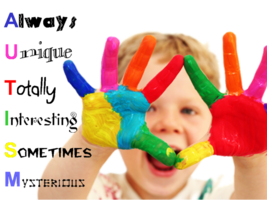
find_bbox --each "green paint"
[131,123,176,166]
[198,179,213,199]
[174,154,184,168]
[3,110,10,126]
[184,55,225,108]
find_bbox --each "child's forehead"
[162,73,201,102]
[120,53,200,101]
[138,54,193,91]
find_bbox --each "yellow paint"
[82,92,121,148]
[166,147,175,156]
[5,142,17,158]
[175,141,214,170]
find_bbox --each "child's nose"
[155,113,183,134]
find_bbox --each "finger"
[244,46,267,101]
[223,32,243,96]
[123,35,156,91]
[63,60,95,97]
[131,123,176,166]
[100,37,120,92]
[174,141,214,170]
[184,55,224,108]
[142,55,184,103]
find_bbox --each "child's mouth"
[146,149,180,177]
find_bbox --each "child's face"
[120,54,212,198]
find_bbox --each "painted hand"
[175,32,267,169]
[64,36,184,166]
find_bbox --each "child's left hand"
[175,32,267,170]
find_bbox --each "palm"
[175,32,267,169]
[63,36,184,166]
[209,94,267,156]
[82,85,150,149]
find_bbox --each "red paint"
[2,79,18,96]
[142,55,184,103]
[209,94,267,156]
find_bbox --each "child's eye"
[147,106,195,115]
[181,108,196,115]
[147,106,155,112]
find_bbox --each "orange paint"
[223,32,243,96]
[122,35,156,91]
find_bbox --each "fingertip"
[174,54,184,59]
[106,37,120,52]
[155,147,176,167]
[144,35,156,41]
[184,56,199,77]
[172,54,184,66]
[222,31,237,53]
[261,44,267,57]
[63,60,81,83]
[264,103,267,113]
[174,154,185,170]
[63,60,74,68]
[223,32,236,41]
[63,60,95,97]
[184,55,194,62]
[142,35,157,48]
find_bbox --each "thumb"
[131,123,176,166]
[175,133,214,170]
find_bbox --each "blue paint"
[105,85,150,149]
[63,60,95,97]
[264,103,267,113]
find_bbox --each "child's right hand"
[63,36,184,166]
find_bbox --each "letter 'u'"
[4,43,19,60]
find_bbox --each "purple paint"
[264,103,267,113]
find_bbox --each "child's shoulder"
[192,173,234,200]
[88,173,123,199]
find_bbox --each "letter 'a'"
[2,12,19,28]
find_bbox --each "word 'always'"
[2,12,78,32]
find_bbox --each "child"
[38,33,267,199]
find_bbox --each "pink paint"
[4,43,19,60]
[244,46,267,102]
[100,37,120,92]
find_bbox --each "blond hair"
[118,32,220,89]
